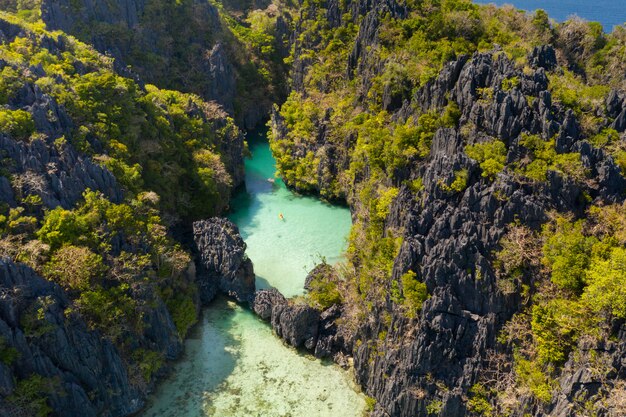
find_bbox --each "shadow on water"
[140,297,241,417]
[254,275,274,291]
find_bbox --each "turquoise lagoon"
[141,130,363,417]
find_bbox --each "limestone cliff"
[271,1,626,416]
[37,0,291,129]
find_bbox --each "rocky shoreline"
[192,217,355,366]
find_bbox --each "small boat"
[279,213,285,221]
[267,178,276,184]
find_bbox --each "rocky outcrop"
[251,289,319,350]
[276,0,626,410]
[0,260,142,417]
[346,49,626,417]
[252,265,351,362]
[529,45,558,71]
[271,302,320,350]
[0,16,225,416]
[193,218,256,304]
[265,300,352,363]
[313,304,353,363]
[0,134,122,210]
[304,262,336,291]
[606,89,626,132]
[251,288,286,320]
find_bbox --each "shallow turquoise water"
[141,129,363,417]
[229,129,352,297]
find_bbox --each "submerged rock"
[193,218,256,304]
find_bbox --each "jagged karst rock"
[193,218,256,304]
[0,260,143,417]
[252,271,350,362]
[0,135,123,210]
[529,45,558,71]
[271,302,320,350]
[131,285,183,360]
[0,9,246,417]
[251,288,286,320]
[277,5,626,411]
[351,50,626,417]
[313,304,352,361]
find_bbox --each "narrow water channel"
[141,129,365,416]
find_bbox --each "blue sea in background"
[475,0,626,32]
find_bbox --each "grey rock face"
[313,304,349,360]
[352,53,625,417]
[606,89,626,132]
[0,54,122,209]
[206,42,236,115]
[271,302,320,350]
[251,288,286,320]
[251,283,349,362]
[0,134,123,210]
[529,45,558,70]
[279,2,626,411]
[0,260,142,417]
[0,16,219,415]
[131,284,183,360]
[347,50,626,417]
[193,218,256,304]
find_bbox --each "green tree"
[583,247,626,318]
[465,140,507,179]
[44,245,106,291]
[0,109,34,141]
[531,299,581,365]
[401,270,428,318]
[543,219,596,293]
[37,208,85,250]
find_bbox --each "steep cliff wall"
[271,1,626,416]
[0,260,143,416]
[36,0,292,129]
[0,14,246,416]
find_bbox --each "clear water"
[141,129,364,417]
[475,0,626,31]
[228,129,353,298]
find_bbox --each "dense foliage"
[492,204,626,412]
[271,0,552,314]
[0,12,246,411]
[13,0,294,126]
[271,0,626,316]
[0,13,241,220]
[270,1,626,414]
